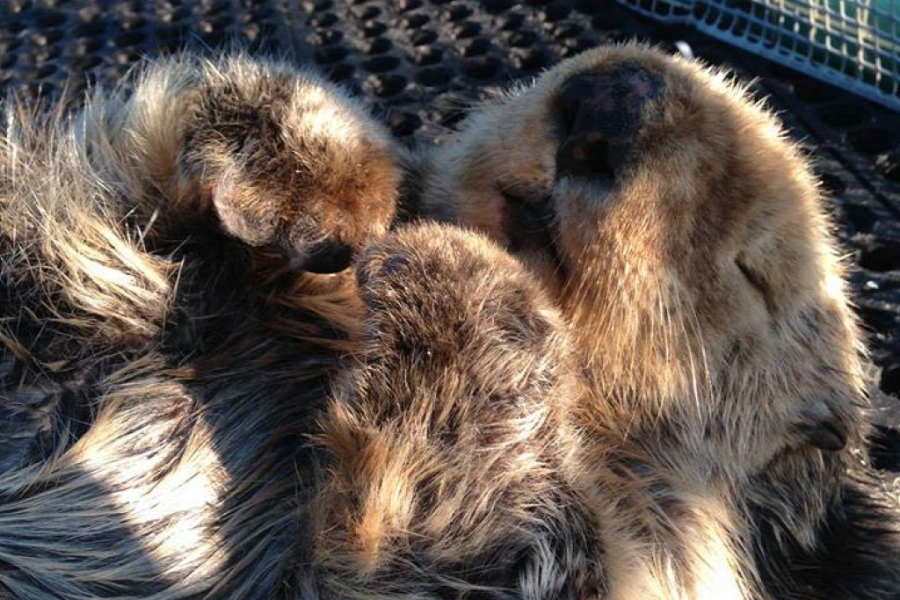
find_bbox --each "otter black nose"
[556,66,664,180]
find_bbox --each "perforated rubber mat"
[0,0,898,479]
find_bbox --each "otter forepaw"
[179,57,402,273]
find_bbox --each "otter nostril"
[556,132,631,181]
[556,77,590,139]
[557,135,612,180]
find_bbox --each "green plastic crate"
[617,0,900,111]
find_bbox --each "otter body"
[0,48,897,599]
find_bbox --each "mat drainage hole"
[398,0,423,11]
[314,46,348,65]
[794,78,840,104]
[362,21,387,37]
[464,56,501,79]
[453,21,481,38]
[374,74,407,97]
[517,50,551,71]
[113,31,146,48]
[76,20,105,36]
[326,63,354,83]
[510,31,537,48]
[410,29,437,46]
[554,24,583,40]
[72,55,102,70]
[363,55,400,74]
[859,243,900,273]
[37,64,57,78]
[365,38,392,55]
[118,15,146,30]
[401,13,429,29]
[416,66,454,87]
[0,37,21,54]
[543,4,571,21]
[415,47,442,66]
[444,4,473,22]
[846,128,896,155]
[462,38,491,57]
[498,13,525,31]
[816,171,846,196]
[72,37,102,55]
[304,0,332,11]
[32,29,65,46]
[202,0,231,16]
[35,12,66,28]
[309,12,338,27]
[352,5,380,20]
[841,204,875,233]
[484,0,514,13]
[819,104,869,129]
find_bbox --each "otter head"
[180,57,401,273]
[423,44,867,471]
[309,223,604,599]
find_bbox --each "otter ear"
[210,176,277,247]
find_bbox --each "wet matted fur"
[0,47,897,599]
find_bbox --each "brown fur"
[82,54,400,271]
[0,54,378,599]
[311,223,604,599]
[0,46,897,600]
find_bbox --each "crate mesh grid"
[618,0,900,111]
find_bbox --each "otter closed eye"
[735,256,776,312]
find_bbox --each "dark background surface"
[0,0,898,483]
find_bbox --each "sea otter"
[0,46,896,599]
